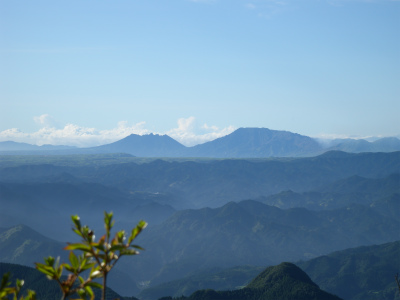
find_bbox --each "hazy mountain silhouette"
[0,141,76,152]
[89,133,187,157]
[326,137,400,153]
[187,128,323,157]
[2,128,400,157]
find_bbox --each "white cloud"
[0,115,235,147]
[33,114,59,128]
[312,133,379,141]
[0,119,151,147]
[167,117,236,146]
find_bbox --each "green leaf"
[72,228,83,238]
[64,265,75,273]
[44,256,55,267]
[86,281,102,289]
[120,249,139,255]
[128,220,147,244]
[71,215,81,230]
[35,263,56,277]
[109,245,126,252]
[84,285,94,300]
[65,243,92,252]
[0,273,11,290]
[69,251,79,269]
[131,244,145,251]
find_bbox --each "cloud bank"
[167,117,236,146]
[0,115,235,148]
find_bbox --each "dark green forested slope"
[299,241,400,300]
[138,266,265,300]
[162,262,342,300]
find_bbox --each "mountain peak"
[247,262,317,289]
[190,127,322,158]
[93,133,186,156]
[244,262,343,300]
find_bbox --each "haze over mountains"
[1,128,400,157]
[1,127,399,299]
[1,149,399,298]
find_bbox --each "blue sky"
[1,0,399,146]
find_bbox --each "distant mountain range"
[0,141,76,152]
[1,150,399,298]
[1,151,399,214]
[1,128,400,157]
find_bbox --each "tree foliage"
[0,212,146,300]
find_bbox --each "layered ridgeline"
[260,173,400,210]
[1,128,400,157]
[161,263,342,300]
[1,151,399,214]
[2,222,398,300]
[3,199,398,295]
[123,200,399,286]
[1,151,399,297]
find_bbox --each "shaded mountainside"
[299,241,400,300]
[120,199,400,285]
[166,263,342,300]
[260,173,400,210]
[0,179,177,241]
[0,225,67,265]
